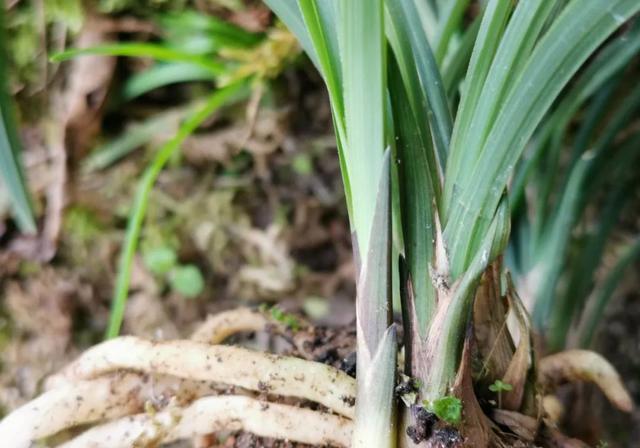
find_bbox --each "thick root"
[0,372,223,447]
[54,336,356,418]
[539,349,633,412]
[0,309,357,447]
[191,307,270,344]
[59,395,353,448]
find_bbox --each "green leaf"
[444,0,640,278]
[105,81,249,339]
[434,0,471,65]
[389,56,438,332]
[0,6,36,234]
[531,153,591,327]
[443,0,512,220]
[338,0,386,257]
[424,195,510,398]
[159,11,263,49]
[536,85,640,335]
[512,22,640,219]
[386,0,452,171]
[442,14,481,100]
[268,305,301,332]
[123,63,215,100]
[143,246,177,275]
[170,264,205,298]
[426,396,462,425]
[579,237,640,348]
[51,43,225,75]
[293,1,353,230]
[489,379,513,393]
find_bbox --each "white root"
[59,395,353,448]
[539,349,634,412]
[56,336,356,418]
[0,374,141,448]
[0,372,224,448]
[191,307,269,344]
[1,309,357,447]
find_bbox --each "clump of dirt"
[406,406,438,444]
[227,433,313,448]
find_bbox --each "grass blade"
[51,43,225,75]
[0,6,36,234]
[159,11,263,49]
[105,81,249,339]
[123,63,215,100]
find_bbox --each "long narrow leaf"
[579,237,640,348]
[0,6,36,234]
[52,43,225,74]
[386,0,452,170]
[434,0,471,64]
[443,0,512,219]
[444,0,640,278]
[339,0,386,257]
[123,63,215,100]
[389,57,438,332]
[105,81,249,339]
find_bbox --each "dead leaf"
[501,279,535,412]
[492,409,537,442]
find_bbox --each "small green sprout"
[423,396,462,425]
[169,264,205,299]
[489,379,513,409]
[488,379,513,393]
[143,246,205,299]
[143,246,178,275]
[260,304,300,332]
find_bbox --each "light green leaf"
[339,0,386,257]
[444,0,640,278]
[143,246,178,275]
[124,63,215,100]
[170,264,205,298]
[51,43,225,75]
[426,396,462,425]
[386,0,452,171]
